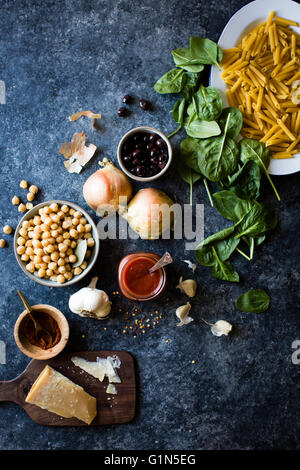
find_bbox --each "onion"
[83,159,132,215]
[124,188,174,239]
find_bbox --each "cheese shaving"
[71,355,121,383]
[106,384,117,395]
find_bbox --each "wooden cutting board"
[0,350,136,426]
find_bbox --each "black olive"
[118,107,127,117]
[132,158,140,167]
[150,148,159,158]
[156,138,165,148]
[123,94,132,104]
[139,99,149,110]
[135,166,145,176]
[158,161,166,170]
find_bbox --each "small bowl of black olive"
[117,126,172,182]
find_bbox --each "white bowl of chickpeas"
[14,200,100,287]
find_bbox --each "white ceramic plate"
[210,0,300,175]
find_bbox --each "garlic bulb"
[176,302,194,327]
[83,158,132,216]
[176,276,197,297]
[124,188,174,240]
[69,277,111,319]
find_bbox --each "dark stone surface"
[0,0,299,450]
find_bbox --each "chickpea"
[48,262,57,271]
[56,226,63,234]
[42,231,51,240]
[41,239,49,247]
[44,217,52,226]
[85,250,91,259]
[70,241,77,249]
[22,220,30,228]
[74,267,82,276]
[48,237,56,245]
[37,268,46,278]
[28,231,35,239]
[64,272,73,281]
[66,248,73,256]
[46,269,54,277]
[17,236,26,246]
[19,180,28,189]
[26,262,35,273]
[63,231,70,240]
[72,218,79,226]
[50,213,60,223]
[43,206,50,215]
[49,203,58,212]
[57,210,64,219]
[46,244,55,254]
[18,203,26,213]
[25,247,34,256]
[77,224,85,233]
[50,251,59,262]
[50,223,58,230]
[58,243,68,253]
[17,245,25,255]
[3,225,13,235]
[27,192,35,202]
[61,205,69,213]
[33,216,41,225]
[70,229,78,239]
[42,255,51,263]
[12,196,20,205]
[57,274,65,284]
[85,224,92,232]
[83,233,90,239]
[79,217,87,225]
[21,254,29,262]
[29,185,38,194]
[34,248,44,257]
[19,227,28,237]
[68,254,77,264]
[34,255,42,264]
[51,230,59,238]
[62,219,72,229]
[57,258,65,267]
[50,275,57,282]
[69,208,75,216]
[80,261,87,270]
[32,239,42,249]
[58,265,66,274]
[87,237,95,247]
[26,202,34,210]
[63,239,71,247]
[65,263,71,272]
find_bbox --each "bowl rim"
[117,126,173,182]
[14,304,70,360]
[14,199,100,288]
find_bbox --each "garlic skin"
[176,302,194,327]
[210,320,232,337]
[124,188,174,240]
[176,276,197,297]
[69,277,111,320]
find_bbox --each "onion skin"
[125,188,174,239]
[83,161,132,214]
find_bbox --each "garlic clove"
[210,320,232,337]
[176,302,194,327]
[176,277,197,297]
[183,260,197,272]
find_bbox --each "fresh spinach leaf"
[185,115,221,139]
[218,107,243,139]
[226,160,261,201]
[180,136,202,173]
[177,159,201,205]
[200,225,236,247]
[235,289,270,313]
[154,68,186,94]
[196,135,239,182]
[213,190,252,223]
[181,72,201,101]
[240,138,280,201]
[171,47,204,72]
[234,202,278,239]
[212,253,240,283]
[188,85,223,121]
[190,37,222,70]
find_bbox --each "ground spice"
[22,311,61,350]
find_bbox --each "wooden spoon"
[17,290,53,344]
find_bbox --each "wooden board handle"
[0,376,27,405]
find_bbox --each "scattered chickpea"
[27,192,35,202]
[19,180,28,189]
[18,203,26,213]
[3,225,13,235]
[0,239,6,248]
[12,196,20,205]
[29,185,38,194]
[26,203,34,210]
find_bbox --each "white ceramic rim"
[117,126,173,182]
[210,0,300,175]
[14,200,100,287]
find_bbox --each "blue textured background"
[0,0,299,450]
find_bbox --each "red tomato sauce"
[123,256,162,297]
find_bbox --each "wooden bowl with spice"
[14,304,69,360]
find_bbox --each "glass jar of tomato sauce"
[118,252,167,301]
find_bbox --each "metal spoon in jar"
[149,252,173,273]
[17,290,53,343]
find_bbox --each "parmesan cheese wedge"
[25,365,97,425]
